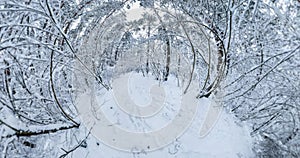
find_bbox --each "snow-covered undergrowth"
[75,72,254,157]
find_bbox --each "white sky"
[125,2,151,21]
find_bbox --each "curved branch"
[45,0,109,90]
[49,39,79,127]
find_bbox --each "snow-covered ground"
[74,72,254,158]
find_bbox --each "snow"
[74,72,254,157]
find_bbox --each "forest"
[0,0,299,157]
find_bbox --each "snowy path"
[74,72,254,157]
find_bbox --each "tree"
[0,0,124,157]
[223,0,300,157]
